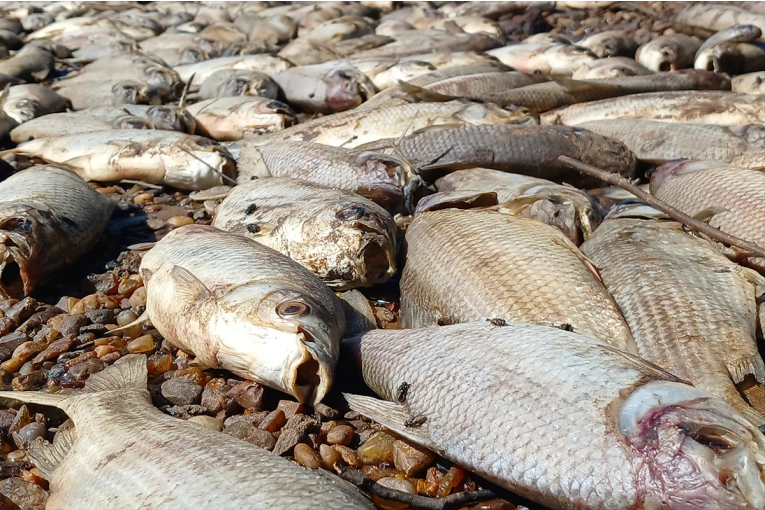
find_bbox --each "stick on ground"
[558,156,765,260]
[337,466,496,510]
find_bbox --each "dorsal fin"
[83,354,147,392]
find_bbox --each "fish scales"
[400,209,635,351]
[581,214,765,421]
[345,321,765,510]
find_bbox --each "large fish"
[581,203,765,424]
[185,97,295,141]
[694,42,765,74]
[271,64,376,114]
[650,159,765,272]
[140,225,345,405]
[675,3,765,38]
[12,130,236,190]
[635,34,700,71]
[212,178,397,289]
[487,42,597,76]
[0,166,115,299]
[399,206,636,351]
[344,321,765,510]
[174,55,292,89]
[0,356,374,509]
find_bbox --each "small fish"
[487,42,597,76]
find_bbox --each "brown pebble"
[126,334,155,354]
[129,287,147,308]
[31,336,75,365]
[117,279,140,298]
[319,443,341,469]
[133,192,153,204]
[227,381,264,411]
[314,402,338,419]
[147,353,173,375]
[293,443,320,469]
[6,298,37,323]
[326,424,354,446]
[11,371,46,391]
[173,367,206,387]
[99,352,121,364]
[146,218,166,230]
[273,428,304,456]
[200,386,233,415]
[259,409,286,432]
[276,400,304,419]
[393,439,434,476]
[356,431,396,465]
[224,421,276,450]
[68,358,106,381]
[333,445,361,467]
[166,215,194,228]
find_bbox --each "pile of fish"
[1,1,765,509]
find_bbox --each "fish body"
[581,207,765,422]
[212,178,397,289]
[14,130,236,190]
[487,42,597,75]
[399,208,635,351]
[345,321,765,509]
[174,55,292,89]
[0,166,115,299]
[694,42,765,74]
[696,25,762,55]
[3,84,69,124]
[675,3,765,39]
[0,356,374,509]
[185,97,295,141]
[140,225,345,404]
[650,160,765,272]
[571,57,651,79]
[636,34,700,71]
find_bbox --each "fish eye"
[336,205,365,220]
[277,301,310,317]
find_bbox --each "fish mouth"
[0,249,26,300]
[289,325,334,405]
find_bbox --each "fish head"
[216,284,343,405]
[112,115,152,130]
[4,96,39,124]
[110,80,151,105]
[0,206,45,299]
[238,99,296,135]
[620,380,765,509]
[176,46,209,66]
[325,68,376,112]
[547,44,598,74]
[143,66,183,101]
[352,151,407,211]
[649,159,698,191]
[638,41,680,72]
[146,105,196,134]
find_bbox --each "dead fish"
[140,224,345,404]
[298,15,375,43]
[343,321,765,510]
[650,159,765,273]
[733,71,765,94]
[197,70,280,100]
[0,165,115,299]
[174,55,292,90]
[544,91,765,126]
[696,24,762,55]
[523,33,573,45]
[236,141,407,211]
[487,43,597,76]
[212,178,397,289]
[576,119,765,167]
[435,168,600,243]
[185,97,295,141]
[12,130,236,190]
[139,32,223,59]
[481,79,628,113]
[571,57,652,79]
[400,206,635,350]
[0,356,374,509]
[358,124,639,187]
[350,30,502,59]
[578,30,638,58]
[416,70,549,99]
[582,203,765,423]
[3,84,69,124]
[675,3,765,39]
[694,42,765,74]
[236,14,296,46]
[0,45,54,82]
[272,65,375,114]
[249,100,530,149]
[343,58,436,91]
[635,34,700,72]
[420,16,503,37]
[52,80,156,111]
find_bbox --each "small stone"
[360,465,402,481]
[187,415,223,432]
[314,403,338,419]
[54,297,78,312]
[115,310,138,327]
[272,428,304,456]
[226,381,264,411]
[57,315,87,336]
[117,279,140,298]
[67,359,106,381]
[85,309,114,325]
[224,421,276,450]
[11,422,46,448]
[133,192,153,204]
[393,440,434,476]
[146,218,166,230]
[326,424,354,446]
[147,353,174,375]
[319,443,341,469]
[276,400,304,419]
[223,412,269,428]
[161,378,203,406]
[258,409,286,432]
[161,405,207,418]
[11,341,42,364]
[0,410,17,433]
[100,352,121,364]
[129,287,147,308]
[0,477,48,510]
[356,431,396,465]
[333,445,361,467]
[78,324,108,336]
[21,468,47,490]
[8,406,31,435]
[11,371,46,391]
[173,367,206,387]
[166,215,194,228]
[293,443,320,469]
[5,298,37,324]
[87,273,118,295]
[0,318,14,336]
[200,386,233,415]
[126,334,155,354]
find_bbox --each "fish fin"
[599,344,688,384]
[342,393,439,452]
[727,356,765,385]
[82,354,147,392]
[28,419,76,480]
[339,290,377,337]
[57,155,91,169]
[168,265,213,304]
[692,206,728,224]
[397,80,457,102]
[497,193,548,214]
[107,310,150,334]
[416,191,498,214]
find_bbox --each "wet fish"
[435,168,600,243]
[544,91,765,126]
[344,321,765,510]
[733,71,765,94]
[578,30,638,58]
[487,43,597,75]
[197,70,280,100]
[140,224,345,404]
[581,204,765,423]
[571,57,651,79]
[399,207,635,350]
[236,141,407,211]
[185,97,295,141]
[0,356,374,509]
[650,159,765,272]
[12,130,236,190]
[249,100,530,149]
[0,165,115,299]
[358,124,638,187]
[271,65,375,114]
[212,178,397,289]
[575,119,765,167]
[675,3,765,39]
[635,34,700,72]
[694,42,765,74]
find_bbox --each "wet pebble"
[11,371,46,391]
[5,298,37,324]
[393,439,434,476]
[293,443,321,469]
[67,359,106,381]
[166,216,194,228]
[0,478,47,510]
[223,421,276,450]
[85,309,114,325]
[356,431,396,465]
[161,378,203,406]
[11,422,46,449]
[226,381,264,411]
[126,334,155,354]
[187,415,223,432]
[326,424,354,446]
[258,409,286,433]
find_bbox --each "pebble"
[393,440,434,476]
[85,309,114,325]
[129,287,147,308]
[166,215,194,228]
[319,443,341,469]
[161,405,207,418]
[223,421,276,450]
[173,367,206,387]
[57,315,87,336]
[87,273,118,295]
[326,424,354,446]
[226,381,264,411]
[356,431,396,465]
[126,334,155,354]
[11,422,46,448]
[258,409,286,433]
[133,192,154,204]
[333,445,361,467]
[68,358,106,381]
[0,477,48,510]
[11,371,46,391]
[200,386,233,415]
[314,402,338,419]
[273,428,305,456]
[187,415,223,432]
[161,378,203,406]
[31,335,74,365]
[293,443,321,469]
[115,310,138,327]
[117,279,140,298]
[5,298,37,324]
[276,400,304,419]
[146,218,166,230]
[147,353,174,375]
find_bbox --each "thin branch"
[558,156,765,259]
[337,466,496,510]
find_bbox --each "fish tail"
[729,356,765,385]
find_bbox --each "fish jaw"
[325,69,375,113]
[0,209,45,298]
[620,380,765,509]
